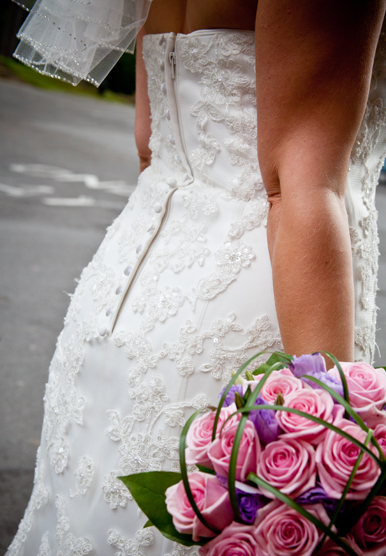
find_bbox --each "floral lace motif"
[55,495,92,555]
[165,545,200,556]
[6,449,49,556]
[107,528,154,556]
[196,240,255,300]
[180,33,264,202]
[43,333,87,474]
[103,470,132,509]
[348,42,386,360]
[37,532,52,556]
[70,456,94,497]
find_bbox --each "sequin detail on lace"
[70,456,94,497]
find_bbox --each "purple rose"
[290,353,344,400]
[236,483,267,524]
[296,484,344,517]
[248,395,280,445]
[215,475,267,524]
[219,384,244,407]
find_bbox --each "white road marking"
[42,196,123,209]
[10,164,134,196]
[0,184,54,197]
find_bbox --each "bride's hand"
[255,0,386,363]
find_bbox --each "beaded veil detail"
[12,0,152,86]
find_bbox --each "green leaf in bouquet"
[144,520,153,528]
[319,429,373,548]
[252,351,292,375]
[119,472,201,546]
[252,363,270,375]
[235,391,246,409]
[180,409,221,535]
[248,473,362,556]
[245,370,255,381]
[196,465,216,475]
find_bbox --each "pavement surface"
[1,78,386,554]
[0,80,137,553]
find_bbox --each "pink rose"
[374,424,386,458]
[257,436,316,498]
[199,522,262,556]
[251,368,304,404]
[185,404,240,467]
[254,500,330,556]
[165,472,233,542]
[208,420,261,482]
[315,539,363,556]
[276,389,335,444]
[350,496,386,556]
[316,418,380,500]
[329,362,386,421]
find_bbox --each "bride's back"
[143,0,258,34]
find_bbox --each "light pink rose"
[350,496,386,556]
[316,418,380,500]
[199,522,262,556]
[276,388,335,444]
[185,404,240,467]
[165,472,233,542]
[250,368,304,404]
[254,500,330,556]
[374,424,386,458]
[208,419,261,482]
[329,362,386,421]
[315,539,363,556]
[257,436,316,498]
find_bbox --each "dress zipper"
[169,51,176,79]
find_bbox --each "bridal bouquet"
[120,351,386,556]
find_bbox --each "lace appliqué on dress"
[43,334,87,474]
[107,528,154,556]
[6,449,49,556]
[38,532,53,556]
[70,456,94,498]
[181,33,264,202]
[55,495,92,555]
[196,240,255,300]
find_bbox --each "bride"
[7,0,386,554]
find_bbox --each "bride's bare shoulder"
[144,0,258,34]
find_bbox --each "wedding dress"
[7,28,386,556]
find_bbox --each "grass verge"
[0,54,135,104]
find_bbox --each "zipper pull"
[169,51,176,79]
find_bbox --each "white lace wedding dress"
[7,28,386,556]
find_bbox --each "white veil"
[12,0,152,86]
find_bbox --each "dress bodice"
[142,28,386,362]
[143,30,260,201]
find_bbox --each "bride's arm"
[135,27,152,173]
[255,0,386,362]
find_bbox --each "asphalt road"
[0,80,138,553]
[1,78,386,554]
